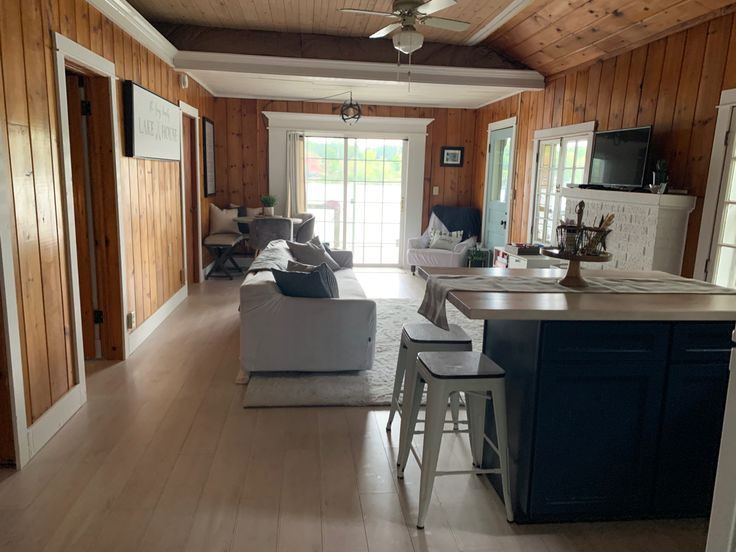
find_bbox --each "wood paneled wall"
[210,99,477,230]
[0,0,214,423]
[475,13,736,277]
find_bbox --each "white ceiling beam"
[174,51,545,90]
[465,0,534,46]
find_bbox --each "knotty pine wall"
[474,13,736,277]
[0,0,214,424]
[210,99,478,230]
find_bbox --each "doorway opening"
[64,68,124,362]
[0,283,15,468]
[182,111,201,286]
[304,136,406,266]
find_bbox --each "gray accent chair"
[251,217,293,253]
[294,213,315,243]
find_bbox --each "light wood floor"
[0,269,708,551]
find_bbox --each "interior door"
[182,115,200,285]
[709,108,736,287]
[483,126,514,249]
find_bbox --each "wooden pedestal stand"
[541,249,612,288]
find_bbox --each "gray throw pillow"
[272,262,338,298]
[287,237,340,271]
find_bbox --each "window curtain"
[285,132,306,218]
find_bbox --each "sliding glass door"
[305,136,405,265]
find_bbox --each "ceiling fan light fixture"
[340,92,362,125]
[392,27,424,54]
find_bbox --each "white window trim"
[528,121,596,243]
[694,88,736,281]
[264,112,433,268]
[482,117,516,248]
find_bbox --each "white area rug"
[242,299,484,407]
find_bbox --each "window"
[530,123,594,245]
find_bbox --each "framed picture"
[202,117,216,197]
[440,146,464,167]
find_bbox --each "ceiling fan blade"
[420,16,470,32]
[338,8,397,17]
[370,22,402,38]
[416,0,456,15]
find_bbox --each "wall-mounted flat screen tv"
[588,126,652,188]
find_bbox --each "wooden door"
[183,115,199,285]
[0,284,15,466]
[66,73,96,360]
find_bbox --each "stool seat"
[203,232,244,247]
[403,323,471,344]
[418,351,505,379]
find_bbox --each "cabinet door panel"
[530,360,666,519]
[655,363,728,515]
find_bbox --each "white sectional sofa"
[238,240,376,383]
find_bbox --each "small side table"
[467,248,491,268]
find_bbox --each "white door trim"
[482,118,516,248]
[179,101,204,283]
[695,88,736,281]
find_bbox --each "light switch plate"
[432,186,439,196]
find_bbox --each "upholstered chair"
[294,213,315,243]
[251,217,294,253]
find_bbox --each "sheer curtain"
[285,131,305,217]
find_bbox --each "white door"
[709,108,736,287]
[483,125,514,249]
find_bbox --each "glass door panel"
[712,108,736,287]
[305,136,405,265]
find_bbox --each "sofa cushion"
[272,262,338,298]
[287,237,340,271]
[429,230,463,251]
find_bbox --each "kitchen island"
[419,267,736,523]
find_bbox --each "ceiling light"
[392,27,424,55]
[340,92,362,125]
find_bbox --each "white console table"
[561,188,696,274]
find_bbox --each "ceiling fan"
[339,0,471,55]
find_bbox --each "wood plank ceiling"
[127,0,515,44]
[485,0,736,75]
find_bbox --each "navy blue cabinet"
[483,320,732,523]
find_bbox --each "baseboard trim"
[26,385,85,459]
[128,286,188,354]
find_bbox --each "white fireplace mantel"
[561,187,697,274]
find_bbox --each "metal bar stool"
[397,351,513,529]
[386,323,472,433]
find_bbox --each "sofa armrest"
[329,249,353,268]
[407,237,426,249]
[453,236,477,254]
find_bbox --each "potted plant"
[260,194,277,216]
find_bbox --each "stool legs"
[449,392,460,430]
[386,343,408,431]
[417,382,449,529]
[466,392,486,468]
[492,385,514,522]
[397,363,423,476]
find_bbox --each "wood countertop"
[418,267,736,321]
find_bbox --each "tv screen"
[588,126,651,188]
